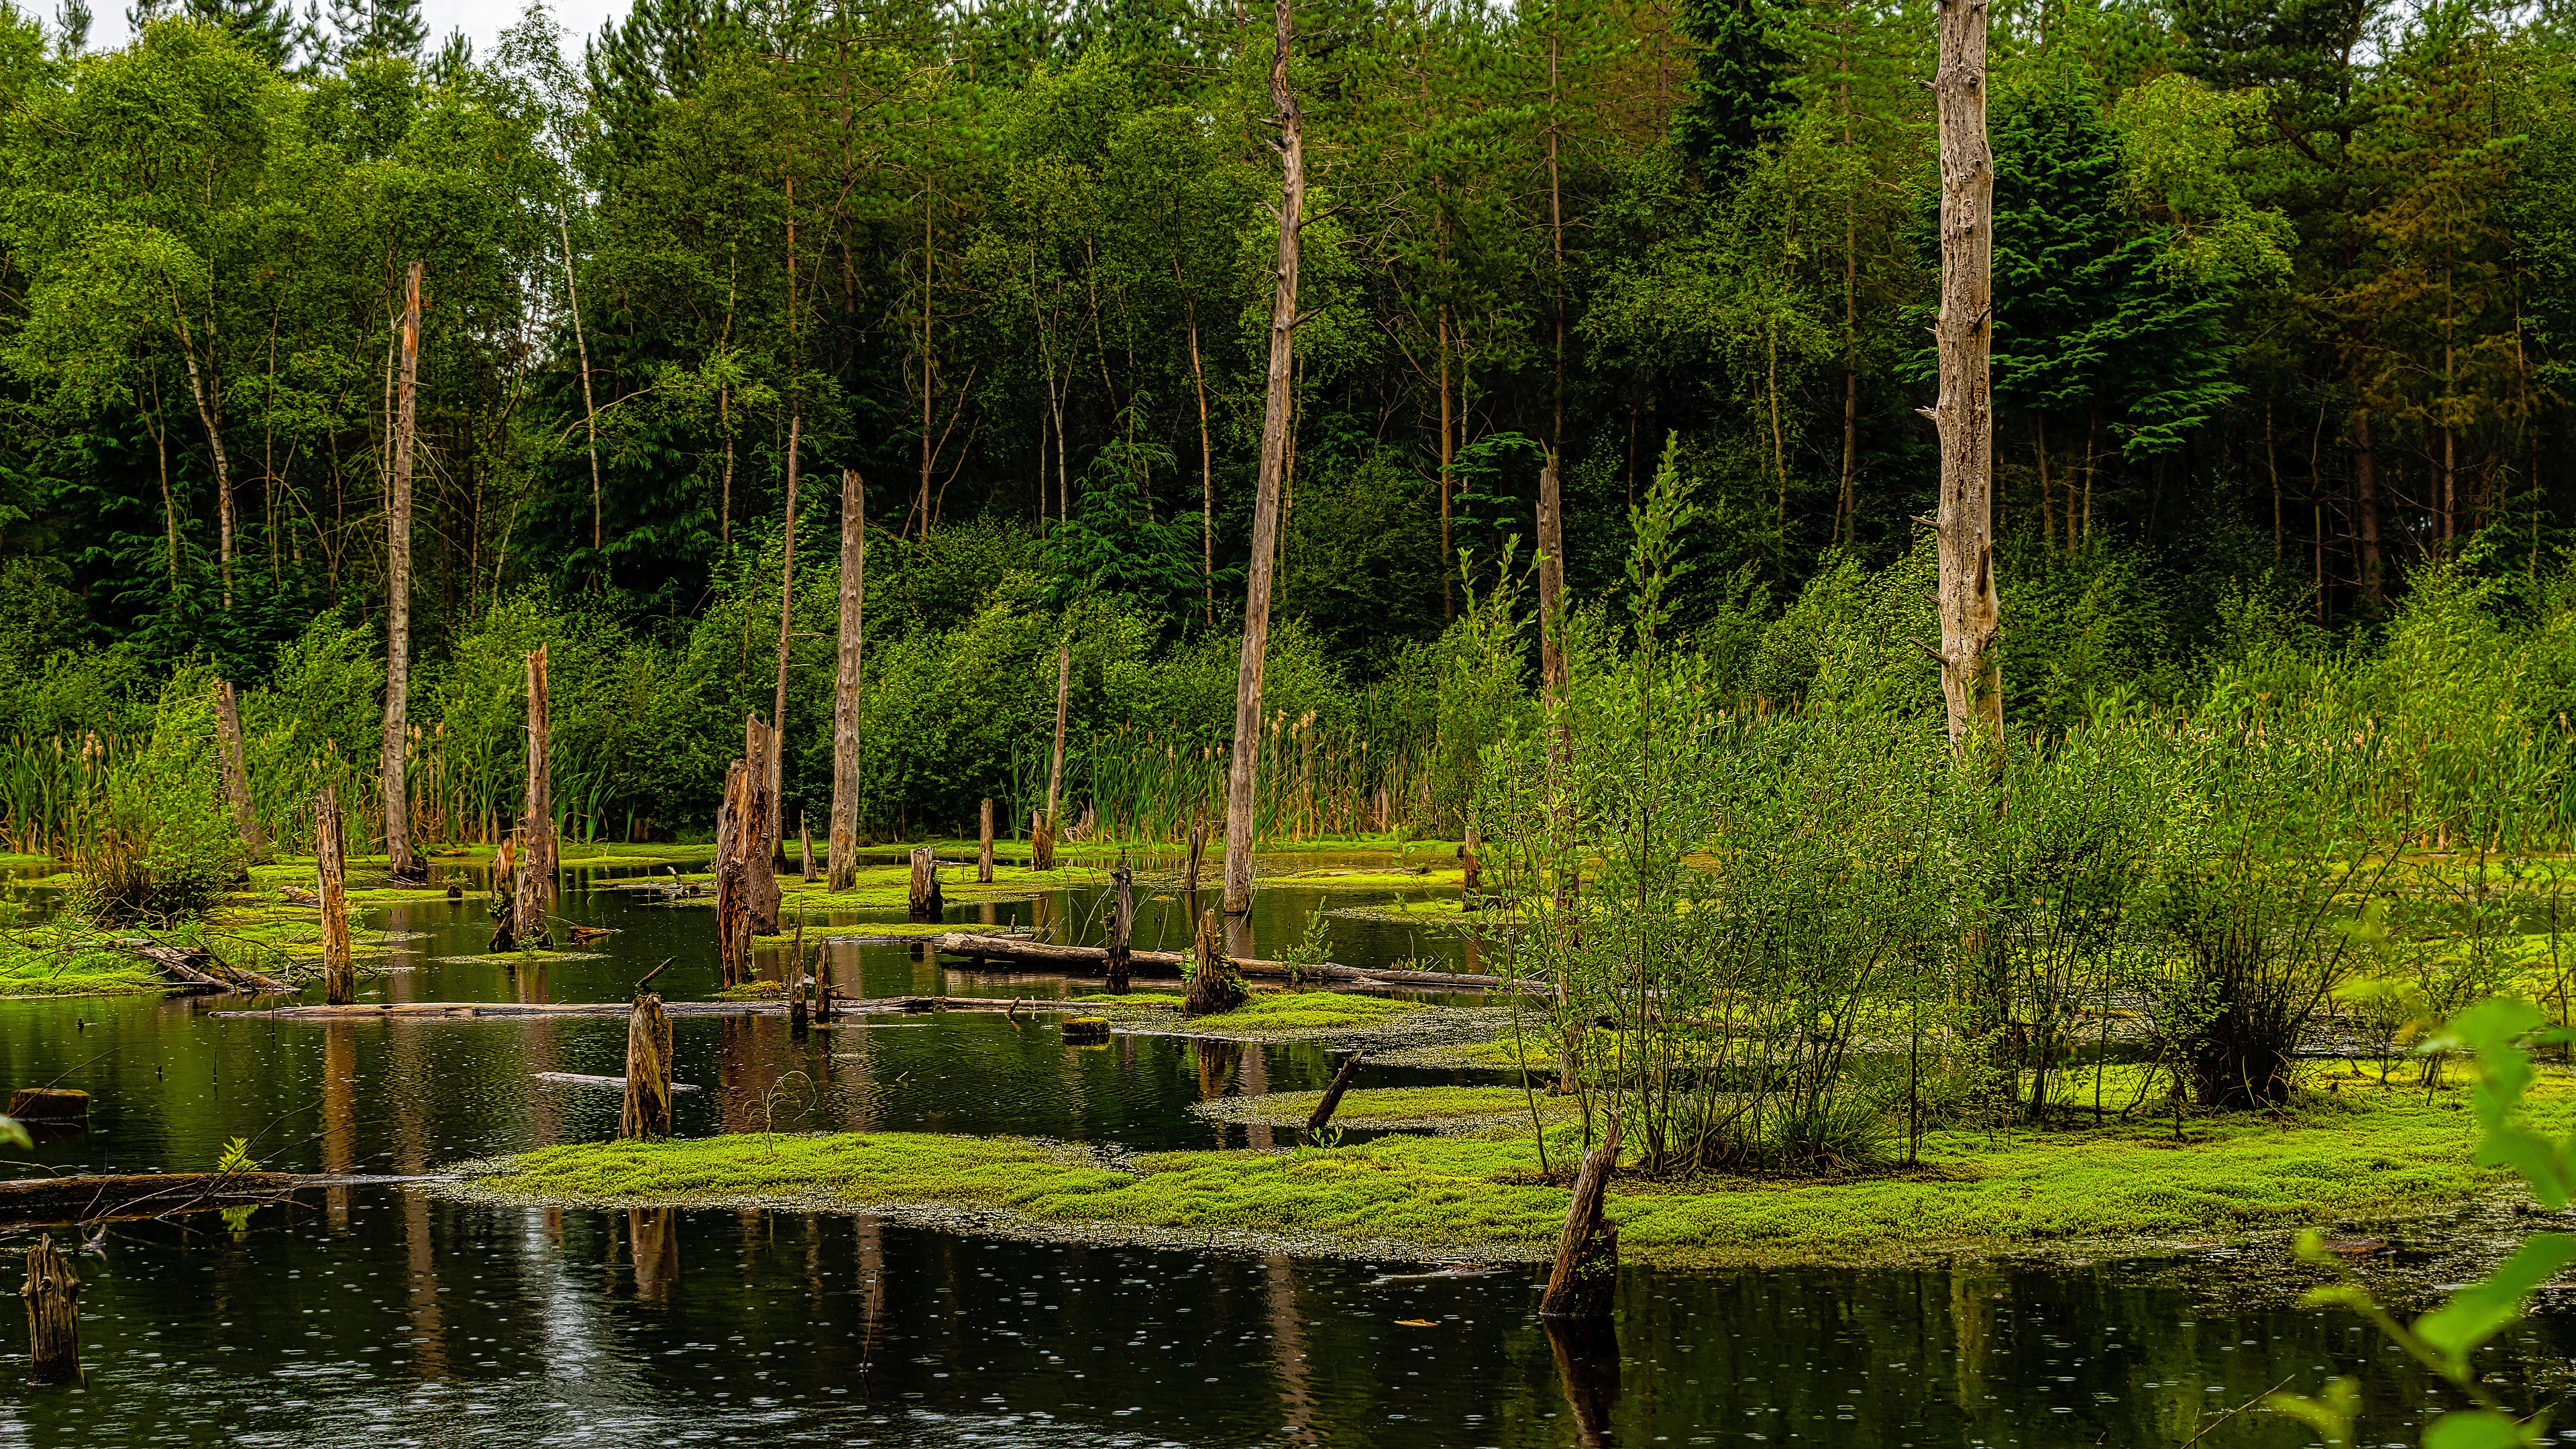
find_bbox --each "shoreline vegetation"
[449,1068,2570,1269]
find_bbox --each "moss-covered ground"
[460,1067,2576,1266]
[1195,1085,1578,1133]
[1047,987,1440,1040]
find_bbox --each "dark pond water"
[0,857,2569,1446]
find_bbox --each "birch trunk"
[558,207,603,553]
[828,469,865,891]
[1223,0,1303,919]
[1044,642,1070,845]
[380,260,425,881]
[1932,0,2002,751]
[318,785,354,1006]
[213,679,262,863]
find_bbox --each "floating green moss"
[1196,1085,1576,1132]
[1183,991,1428,1036]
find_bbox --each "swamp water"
[0,859,2568,1447]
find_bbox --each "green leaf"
[2423,1409,2534,1449]
[2415,1232,2576,1375]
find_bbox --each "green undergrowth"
[0,922,170,996]
[462,1072,2576,1266]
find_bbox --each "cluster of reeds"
[1005,713,1434,847]
[0,732,115,858]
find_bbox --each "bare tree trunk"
[1044,642,1071,849]
[828,470,865,891]
[213,680,262,863]
[619,994,673,1140]
[515,645,552,949]
[716,761,753,986]
[318,785,353,1006]
[558,207,603,555]
[771,417,800,854]
[1224,0,1304,920]
[978,798,995,883]
[380,260,425,882]
[178,339,235,609]
[1537,1110,1622,1318]
[746,715,780,934]
[1439,303,1454,620]
[1185,283,1216,629]
[1931,0,2001,752]
[1106,861,1134,991]
[2355,409,2384,608]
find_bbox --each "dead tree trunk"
[1185,815,1208,893]
[1043,643,1071,851]
[619,993,673,1140]
[1305,1051,1365,1138]
[1185,906,1247,1017]
[380,259,425,883]
[515,645,552,949]
[1538,1112,1623,1319]
[1459,825,1482,911]
[908,845,942,922]
[213,679,262,863]
[978,798,995,883]
[715,761,755,987]
[317,785,354,1006]
[828,470,865,891]
[1106,861,1134,992]
[557,207,604,553]
[19,1234,77,1387]
[1932,0,2001,751]
[1225,0,1303,922]
[746,716,780,935]
[1032,809,1054,871]
[800,814,815,883]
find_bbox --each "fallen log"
[930,932,1540,991]
[0,1171,404,1226]
[109,940,293,996]
[533,1071,700,1093]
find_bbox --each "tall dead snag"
[1931,0,2001,750]
[1042,642,1070,860]
[977,798,995,883]
[557,206,604,553]
[212,679,262,864]
[19,1234,78,1386]
[828,472,865,891]
[619,993,673,1140]
[317,785,354,1006]
[770,421,801,857]
[745,716,781,935]
[514,645,553,949]
[1106,861,1134,992]
[1537,1111,1623,1319]
[380,260,426,883]
[800,815,815,883]
[714,761,755,987]
[1224,0,1303,923]
[907,845,942,922]
[1185,814,1206,894]
[1185,906,1246,1017]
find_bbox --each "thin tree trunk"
[978,798,994,883]
[2034,417,2054,547]
[318,784,353,1006]
[771,415,800,853]
[515,644,551,949]
[2355,409,2384,607]
[381,260,424,881]
[2267,400,2282,561]
[718,385,733,548]
[1440,302,1454,620]
[828,469,865,891]
[1224,0,1303,920]
[1044,643,1071,841]
[745,715,780,935]
[177,336,235,609]
[715,761,753,986]
[1931,0,2001,751]
[213,680,262,863]
[557,208,602,555]
[1184,282,1216,629]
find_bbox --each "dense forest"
[2,0,2571,843]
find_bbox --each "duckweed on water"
[459,1075,2576,1266]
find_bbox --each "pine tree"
[347,0,424,59]
[1674,0,1792,173]
[52,0,89,54]
[427,25,471,82]
[187,0,297,68]
[125,0,171,33]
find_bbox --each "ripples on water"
[0,860,2565,1446]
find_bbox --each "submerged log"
[929,932,1542,990]
[1305,1052,1366,1138]
[908,846,942,922]
[978,798,996,884]
[318,784,354,1004]
[19,1235,76,1386]
[7,1089,87,1123]
[533,1072,700,1093]
[1106,862,1134,992]
[1537,1112,1623,1320]
[619,993,674,1140]
[0,1171,317,1226]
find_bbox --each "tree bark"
[619,993,673,1140]
[1185,284,1216,629]
[1044,642,1071,849]
[1225,0,1303,920]
[213,679,262,863]
[2354,409,2384,607]
[515,645,552,949]
[1537,1110,1622,1318]
[978,798,995,883]
[1931,0,2001,752]
[178,339,235,610]
[828,469,865,891]
[1186,905,1247,1016]
[18,1234,78,1387]
[1305,1051,1364,1138]
[800,814,814,883]
[1439,303,1454,620]
[771,417,800,853]
[317,785,354,1006]
[1106,861,1134,991]
[380,259,425,882]
[745,716,780,934]
[716,761,755,986]
[908,845,942,922]
[557,207,603,554]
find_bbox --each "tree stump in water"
[1184,817,1206,892]
[1031,811,1055,872]
[743,716,782,935]
[1544,1316,1621,1447]
[619,994,674,1140]
[977,798,995,884]
[1305,1053,1365,1138]
[1106,863,1134,992]
[908,847,942,922]
[1459,826,1482,911]
[800,814,816,883]
[1185,907,1246,1016]
[19,1234,76,1386]
[6,1089,86,1124]
[1538,1112,1623,1319]
[317,786,355,1006]
[714,762,756,987]
[515,645,553,949]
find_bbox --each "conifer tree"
[52,0,89,54]
[1674,0,1791,172]
[186,0,296,68]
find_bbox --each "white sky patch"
[82,0,627,70]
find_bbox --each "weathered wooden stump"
[1062,1016,1110,1044]
[1184,817,1207,892]
[1106,863,1134,993]
[715,760,757,987]
[1459,826,1482,912]
[19,1234,77,1385]
[800,813,816,883]
[317,786,354,1006]
[6,1089,87,1124]
[516,645,553,949]
[1304,1053,1365,1138]
[1537,1112,1623,1319]
[1031,810,1055,872]
[977,798,996,884]
[908,847,943,922]
[1184,907,1246,1017]
[618,994,674,1140]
